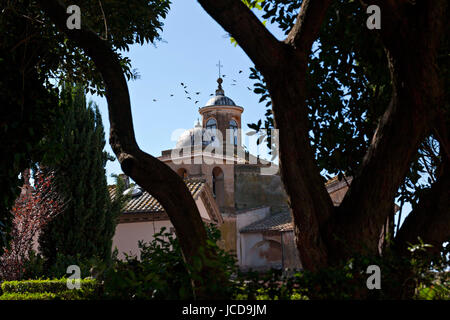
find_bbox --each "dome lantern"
[204,77,237,107]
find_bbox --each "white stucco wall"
[112,220,174,260]
[240,233,263,267]
[235,206,270,266]
[240,233,283,270]
[112,195,214,260]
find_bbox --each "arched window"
[229,119,238,145]
[205,118,217,143]
[206,118,217,130]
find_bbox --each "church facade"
[112,77,352,271]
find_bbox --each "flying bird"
[239,70,243,74]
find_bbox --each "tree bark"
[38,0,227,299]
[332,0,447,260]
[395,131,450,257]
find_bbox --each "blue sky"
[89,1,284,184]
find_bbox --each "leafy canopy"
[244,0,446,210]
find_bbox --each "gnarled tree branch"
[335,0,447,258]
[395,163,450,256]
[38,0,226,299]
[197,0,284,73]
[285,0,333,52]
[395,122,450,257]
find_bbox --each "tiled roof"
[325,176,340,186]
[325,176,353,194]
[109,179,205,214]
[240,211,293,233]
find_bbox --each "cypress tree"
[39,84,118,268]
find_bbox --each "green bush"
[0,290,97,300]
[0,292,58,300]
[233,269,309,300]
[101,224,237,300]
[45,253,107,279]
[0,278,100,300]
[20,250,108,281]
[231,241,450,300]
[9,229,442,300]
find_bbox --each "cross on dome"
[216,60,223,78]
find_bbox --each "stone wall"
[234,164,289,214]
[218,214,237,254]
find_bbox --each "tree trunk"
[331,0,447,261]
[38,0,227,299]
[266,65,335,270]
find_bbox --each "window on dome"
[229,119,238,145]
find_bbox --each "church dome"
[175,120,217,148]
[205,95,236,107]
[204,78,236,107]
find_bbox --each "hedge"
[0,279,100,300]
[0,292,58,300]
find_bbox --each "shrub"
[44,253,107,279]
[101,224,237,300]
[1,278,97,293]
[0,292,58,300]
[0,278,100,300]
[233,269,309,300]
[231,241,450,300]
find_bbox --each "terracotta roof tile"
[109,179,205,214]
[240,211,293,233]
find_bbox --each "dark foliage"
[38,84,119,269]
[101,224,237,300]
[246,0,447,210]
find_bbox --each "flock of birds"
[150,69,253,104]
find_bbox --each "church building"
[112,77,352,271]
